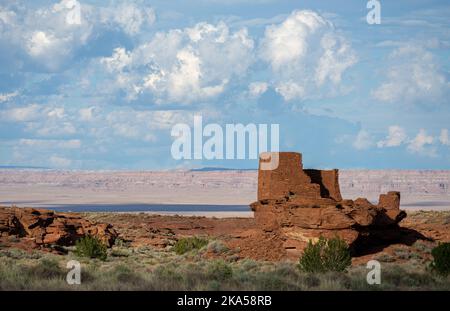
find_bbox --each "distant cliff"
[339,170,450,198]
[1,169,448,195]
[0,169,449,208]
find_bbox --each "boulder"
[0,206,117,247]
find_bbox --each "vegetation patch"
[207,240,229,254]
[430,242,450,276]
[75,235,107,261]
[207,260,233,281]
[172,236,208,255]
[298,236,351,273]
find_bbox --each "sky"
[0,0,449,170]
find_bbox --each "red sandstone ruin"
[251,152,407,256]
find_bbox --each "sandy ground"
[0,184,256,206]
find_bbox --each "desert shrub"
[110,248,130,257]
[113,238,129,247]
[394,248,412,260]
[207,240,229,254]
[413,240,433,253]
[151,263,185,290]
[112,265,144,285]
[382,265,436,289]
[0,248,42,260]
[298,238,325,273]
[303,274,321,288]
[430,242,450,276]
[28,258,64,280]
[239,259,258,271]
[298,236,351,273]
[443,215,450,225]
[75,235,107,260]
[153,263,182,281]
[172,236,208,255]
[207,260,233,281]
[206,280,222,290]
[321,237,352,272]
[252,271,296,291]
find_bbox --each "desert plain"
[1,169,449,212]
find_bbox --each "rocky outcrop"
[0,207,117,247]
[250,152,407,257]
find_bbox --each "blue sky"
[0,0,449,170]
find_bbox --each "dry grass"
[1,240,450,291]
[407,210,450,224]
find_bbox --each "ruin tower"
[257,152,342,202]
[251,151,406,258]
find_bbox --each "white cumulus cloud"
[101,47,132,72]
[372,44,449,106]
[260,10,357,101]
[1,1,156,71]
[377,125,408,148]
[0,103,77,137]
[100,21,254,104]
[99,2,155,35]
[407,128,435,156]
[353,129,374,150]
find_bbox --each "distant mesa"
[190,167,257,172]
[251,152,408,256]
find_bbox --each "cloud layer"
[99,22,254,104]
[1,1,449,169]
[372,44,449,106]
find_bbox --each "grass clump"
[208,240,229,254]
[430,242,450,276]
[298,236,351,273]
[28,258,64,280]
[207,260,233,281]
[172,236,208,255]
[74,235,107,261]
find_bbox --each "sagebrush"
[75,235,107,260]
[298,236,351,273]
[172,236,208,255]
[430,242,450,276]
